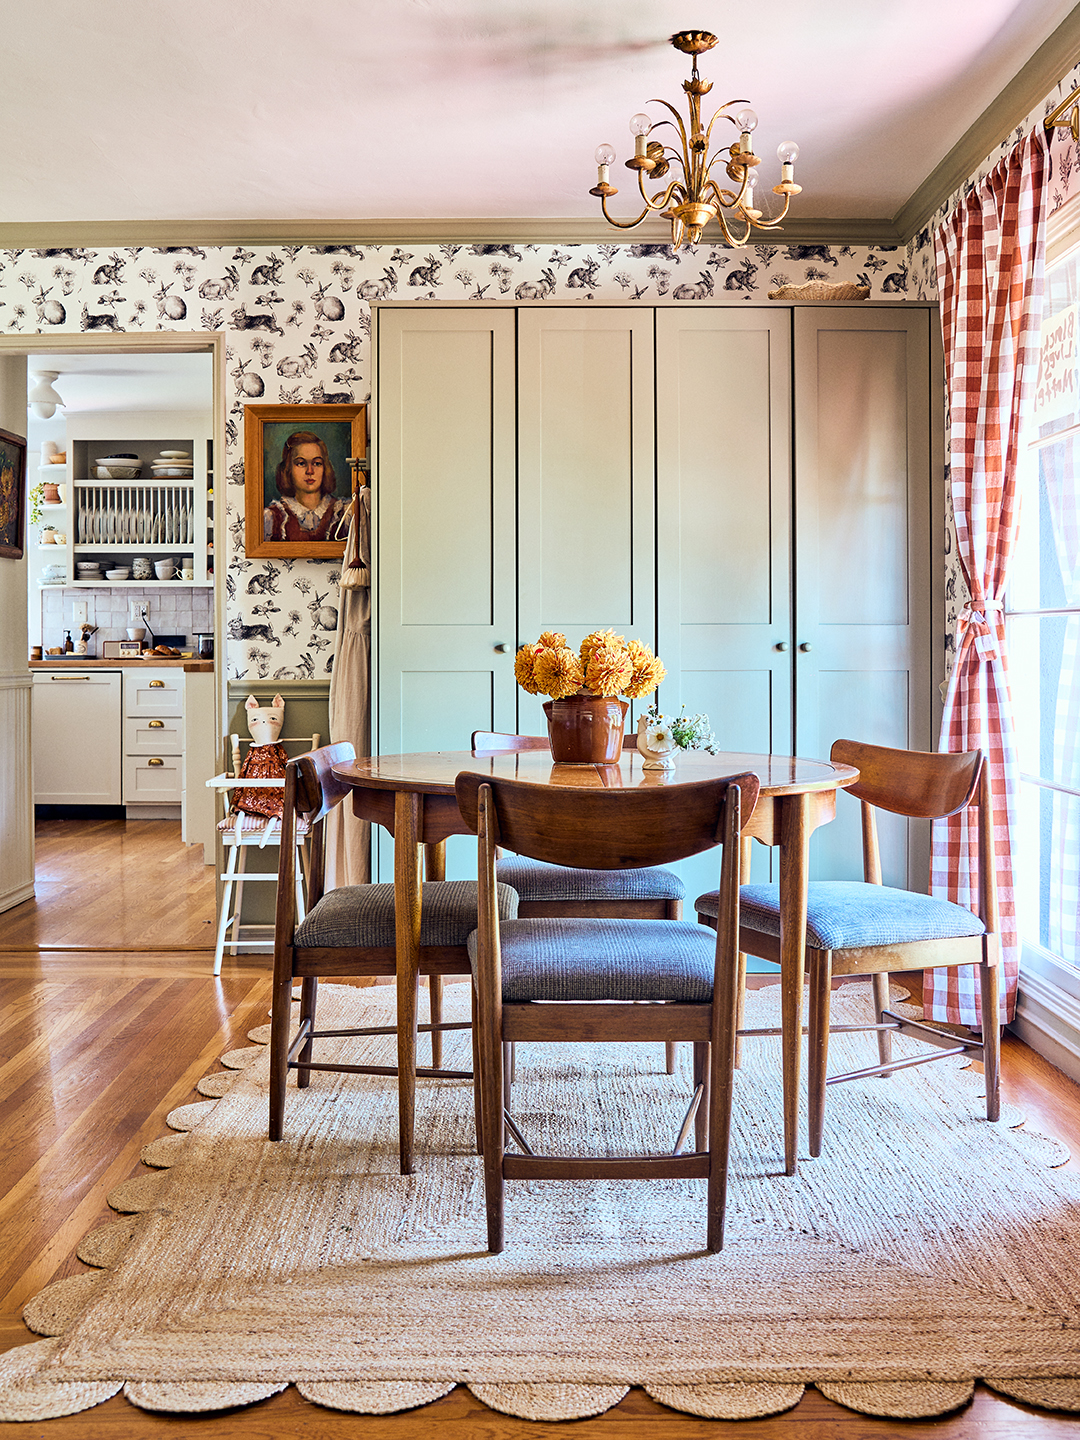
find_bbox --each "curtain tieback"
[956,598,1005,658]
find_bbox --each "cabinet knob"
[774,641,789,652]
[149,720,164,728]
[150,680,165,688]
[493,642,509,653]
[799,642,813,653]
[148,758,164,766]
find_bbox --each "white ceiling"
[4,0,1078,228]
[24,352,213,450]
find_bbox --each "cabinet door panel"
[656,309,792,757]
[32,672,121,805]
[517,309,656,680]
[794,309,932,888]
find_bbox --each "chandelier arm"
[598,194,654,230]
[636,170,685,214]
[706,173,751,213]
[651,97,693,179]
[754,193,793,228]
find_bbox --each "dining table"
[331,747,859,1176]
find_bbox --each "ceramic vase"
[543,694,627,764]
[637,714,678,771]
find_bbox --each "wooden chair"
[205,730,321,976]
[268,742,519,1168]
[455,767,759,1253]
[472,730,687,1075]
[694,739,1000,1159]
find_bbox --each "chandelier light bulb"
[629,113,653,137]
[734,108,758,133]
[776,141,800,164]
[595,143,616,166]
[28,371,63,421]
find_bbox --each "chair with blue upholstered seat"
[268,742,519,1168]
[694,738,1000,1158]
[472,730,688,1075]
[455,766,759,1253]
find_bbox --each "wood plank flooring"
[2,822,1080,1436]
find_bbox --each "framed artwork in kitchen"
[244,403,366,559]
[0,427,26,561]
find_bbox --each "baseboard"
[1011,968,1080,1086]
[125,804,182,821]
[0,880,34,914]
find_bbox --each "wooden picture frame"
[0,427,27,561]
[244,403,366,559]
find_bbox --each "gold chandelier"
[590,30,801,249]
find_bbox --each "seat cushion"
[496,855,685,904]
[295,880,518,950]
[695,881,986,951]
[467,917,717,1002]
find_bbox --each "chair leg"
[294,841,307,923]
[479,1022,506,1253]
[733,949,748,1069]
[429,976,444,1069]
[213,842,239,977]
[296,978,318,1088]
[979,956,1002,1122]
[229,844,248,956]
[268,957,295,1142]
[706,961,740,1253]
[502,1041,513,1126]
[693,1041,710,1153]
[665,1041,677,1074]
[471,985,483,1155]
[807,951,832,1158]
[872,971,892,1071]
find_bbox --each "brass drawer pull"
[148,758,164,767]
[149,680,165,688]
[149,720,165,728]
[50,675,90,680]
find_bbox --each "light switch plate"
[71,601,88,625]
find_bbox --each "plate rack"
[74,482,197,548]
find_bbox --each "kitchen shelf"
[39,579,213,590]
[41,502,66,512]
[72,543,197,554]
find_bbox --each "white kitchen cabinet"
[32,670,121,805]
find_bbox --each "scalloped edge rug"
[6,980,1080,1425]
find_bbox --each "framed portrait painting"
[0,428,27,561]
[244,403,366,559]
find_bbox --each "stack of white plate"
[76,562,102,579]
[96,453,141,480]
[151,450,193,479]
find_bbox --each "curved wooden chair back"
[831,738,982,820]
[291,740,356,827]
[456,771,759,871]
[471,729,638,753]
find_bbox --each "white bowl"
[151,466,193,477]
[126,627,145,641]
[96,464,141,480]
[105,569,130,580]
[157,451,190,459]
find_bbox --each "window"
[1008,208,1080,996]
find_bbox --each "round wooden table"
[332,748,859,1175]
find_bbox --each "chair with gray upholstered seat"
[455,766,759,1253]
[694,738,1001,1158]
[268,742,519,1167]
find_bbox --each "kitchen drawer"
[123,753,183,803]
[124,669,184,716]
[124,715,184,754]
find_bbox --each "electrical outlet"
[129,600,149,621]
[71,601,88,626]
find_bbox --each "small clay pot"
[543,694,627,764]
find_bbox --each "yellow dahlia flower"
[534,646,585,699]
[584,642,634,698]
[623,641,666,699]
[514,645,542,695]
[537,630,568,651]
[580,628,625,669]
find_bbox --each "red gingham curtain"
[929,129,1047,1026]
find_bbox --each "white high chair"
[206,731,320,975]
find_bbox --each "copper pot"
[543,694,627,764]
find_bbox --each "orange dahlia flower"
[514,645,542,694]
[537,630,568,650]
[584,642,634,697]
[623,641,666,699]
[534,646,585,699]
[580,628,625,669]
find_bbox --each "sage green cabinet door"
[516,308,656,735]
[375,308,517,877]
[655,308,793,902]
[793,308,932,887]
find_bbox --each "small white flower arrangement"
[638,705,719,769]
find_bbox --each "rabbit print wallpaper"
[0,239,907,681]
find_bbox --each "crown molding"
[893,4,1080,241]
[0,214,904,252]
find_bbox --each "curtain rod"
[1045,88,1080,140]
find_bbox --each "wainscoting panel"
[0,676,34,914]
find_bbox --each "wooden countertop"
[30,658,214,672]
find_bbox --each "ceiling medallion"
[590,29,801,249]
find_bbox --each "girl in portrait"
[263,430,350,542]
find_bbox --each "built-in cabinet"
[374,303,939,891]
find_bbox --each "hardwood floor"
[1,825,1080,1435]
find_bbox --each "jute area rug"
[7,980,1080,1425]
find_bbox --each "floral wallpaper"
[0,238,906,680]
[905,62,1080,685]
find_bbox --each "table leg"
[778,791,811,1176]
[424,840,446,1070]
[394,791,422,1175]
